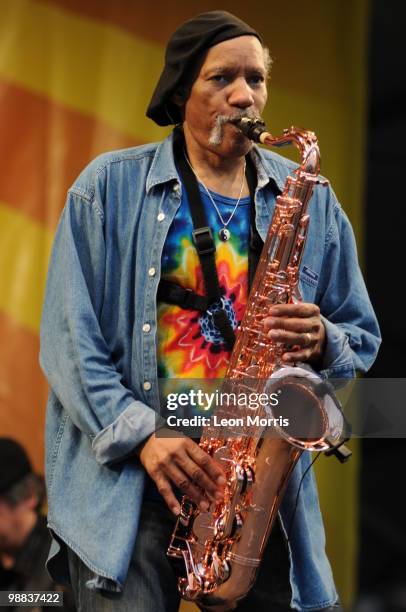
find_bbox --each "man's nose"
[228,77,255,108]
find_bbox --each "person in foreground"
[40,10,381,612]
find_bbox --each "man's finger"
[282,348,313,363]
[166,461,212,509]
[263,317,319,333]
[269,329,315,346]
[155,474,181,516]
[175,452,224,501]
[268,303,320,318]
[186,441,227,486]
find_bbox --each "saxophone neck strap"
[176,146,223,307]
[157,280,209,312]
[157,130,262,352]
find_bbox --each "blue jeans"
[67,499,341,611]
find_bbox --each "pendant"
[219,227,231,242]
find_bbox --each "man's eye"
[211,75,228,83]
[249,75,265,85]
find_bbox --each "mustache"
[209,109,260,147]
[208,110,261,146]
[215,109,260,127]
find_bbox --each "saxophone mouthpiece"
[231,117,267,143]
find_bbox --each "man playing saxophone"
[40,10,381,612]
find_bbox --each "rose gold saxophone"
[167,118,346,611]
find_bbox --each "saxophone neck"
[272,127,322,177]
[231,118,326,180]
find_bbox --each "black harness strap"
[176,149,236,351]
[157,132,263,352]
[177,152,224,306]
[156,280,208,312]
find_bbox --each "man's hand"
[263,303,326,366]
[137,429,226,516]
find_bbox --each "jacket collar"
[146,130,286,194]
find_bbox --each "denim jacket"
[40,132,381,610]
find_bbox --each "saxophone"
[167,118,346,611]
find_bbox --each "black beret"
[146,11,262,126]
[0,438,32,495]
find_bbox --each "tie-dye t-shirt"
[157,183,251,379]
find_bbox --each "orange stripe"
[41,0,223,46]
[40,0,343,101]
[40,0,271,54]
[0,80,139,229]
[0,313,48,473]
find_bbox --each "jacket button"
[148,267,156,276]
[143,381,152,391]
[157,212,165,222]
[142,323,151,333]
[173,184,180,193]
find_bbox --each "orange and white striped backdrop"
[0,1,369,607]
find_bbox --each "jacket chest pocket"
[299,265,319,303]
